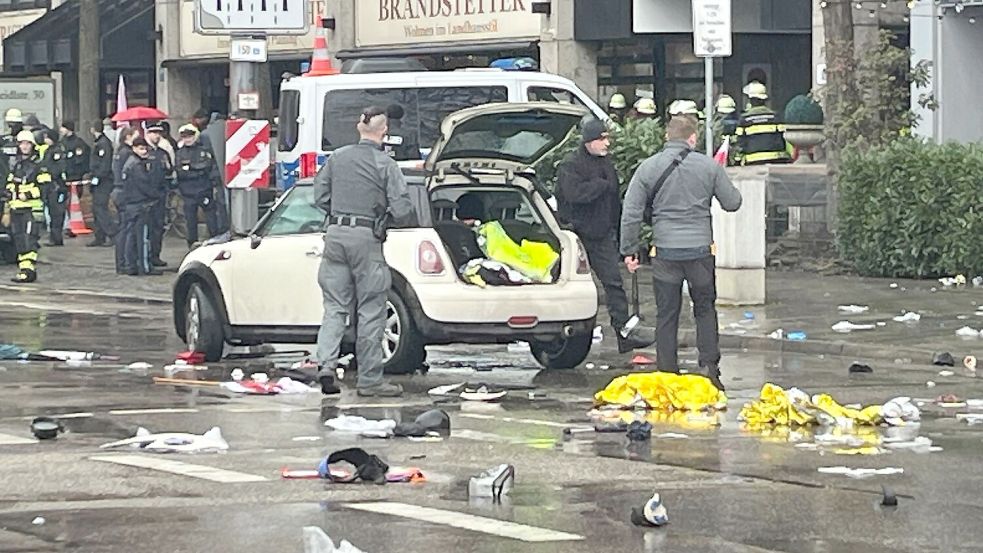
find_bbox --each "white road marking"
[0,433,37,445]
[18,412,93,421]
[344,502,583,542]
[452,429,512,443]
[90,454,268,483]
[108,408,199,415]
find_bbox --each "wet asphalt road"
[3,288,983,552]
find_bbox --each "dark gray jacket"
[620,140,742,255]
[313,138,414,226]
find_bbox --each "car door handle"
[305,248,322,257]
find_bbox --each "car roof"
[282,70,579,89]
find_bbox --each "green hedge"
[837,138,983,277]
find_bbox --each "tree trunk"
[821,0,855,234]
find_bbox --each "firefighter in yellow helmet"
[712,94,740,152]
[630,98,657,121]
[734,82,791,166]
[608,93,628,123]
[3,130,46,282]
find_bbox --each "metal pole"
[704,56,714,156]
[78,0,100,134]
[228,38,260,235]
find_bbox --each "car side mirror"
[250,233,262,250]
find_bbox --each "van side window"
[527,86,586,107]
[278,90,300,152]
[321,86,508,154]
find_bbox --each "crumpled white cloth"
[324,415,396,436]
[881,396,921,426]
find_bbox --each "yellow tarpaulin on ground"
[739,383,882,427]
[594,372,727,411]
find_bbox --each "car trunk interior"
[429,183,562,285]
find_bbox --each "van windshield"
[278,90,300,152]
[321,86,508,159]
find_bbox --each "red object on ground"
[111,106,168,122]
[632,354,656,365]
[176,351,206,364]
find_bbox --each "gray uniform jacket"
[313,139,415,228]
[620,140,742,255]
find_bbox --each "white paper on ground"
[838,305,869,314]
[99,426,229,453]
[817,466,904,479]
[892,312,921,323]
[324,415,396,433]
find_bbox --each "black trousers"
[651,255,720,371]
[581,233,630,331]
[43,184,67,245]
[119,202,153,275]
[212,186,229,234]
[183,194,219,246]
[149,192,166,261]
[111,188,126,272]
[91,182,115,243]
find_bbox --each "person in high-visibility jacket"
[733,82,791,166]
[3,130,46,283]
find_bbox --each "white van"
[275,70,607,186]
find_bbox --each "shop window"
[321,86,507,154]
[277,90,300,152]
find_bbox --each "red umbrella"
[111,106,168,122]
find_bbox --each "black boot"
[319,375,341,395]
[11,268,37,284]
[617,325,656,354]
[702,362,725,392]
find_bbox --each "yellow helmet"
[15,130,36,144]
[715,94,737,114]
[668,99,702,117]
[608,93,627,110]
[5,108,23,123]
[742,81,768,100]
[634,98,657,115]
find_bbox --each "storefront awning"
[336,40,537,60]
[2,0,153,75]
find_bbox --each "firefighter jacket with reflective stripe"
[734,106,791,165]
[6,152,45,211]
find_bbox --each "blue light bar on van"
[490,57,538,71]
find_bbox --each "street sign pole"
[692,0,732,156]
[229,39,261,234]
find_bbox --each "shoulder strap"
[644,149,691,223]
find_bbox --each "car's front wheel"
[531,333,593,370]
[382,291,426,375]
[185,283,225,362]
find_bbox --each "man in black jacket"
[87,121,116,247]
[118,138,162,276]
[555,119,654,354]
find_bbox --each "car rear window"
[278,90,300,152]
[321,86,508,156]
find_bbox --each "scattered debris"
[889,283,899,289]
[468,464,515,501]
[393,409,451,438]
[428,382,465,397]
[175,351,206,364]
[630,492,669,527]
[318,448,391,484]
[460,385,507,402]
[30,417,64,440]
[956,413,983,425]
[892,312,921,323]
[562,427,594,439]
[742,385,919,428]
[933,352,956,367]
[292,436,322,442]
[848,363,874,374]
[100,427,229,453]
[973,276,983,288]
[220,377,315,395]
[938,370,955,377]
[585,363,596,370]
[966,399,983,408]
[324,415,396,438]
[302,527,367,553]
[39,350,119,361]
[655,432,690,439]
[787,331,807,341]
[768,329,784,340]
[926,381,936,388]
[126,362,152,370]
[593,326,603,344]
[881,485,898,507]
[595,372,727,411]
[955,326,982,338]
[31,516,45,526]
[833,446,884,456]
[626,421,653,442]
[838,305,869,314]
[631,354,656,365]
[883,436,940,453]
[817,466,904,479]
[965,356,978,373]
[832,321,876,333]
[507,342,531,354]
[230,368,244,381]
[939,275,967,287]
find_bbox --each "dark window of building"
[322,86,508,153]
[278,90,300,152]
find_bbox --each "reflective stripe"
[18,251,38,262]
[743,150,790,164]
[739,124,784,136]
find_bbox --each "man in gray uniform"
[313,106,415,397]
[620,116,742,391]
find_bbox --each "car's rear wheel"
[185,283,225,362]
[531,333,592,370]
[382,291,426,375]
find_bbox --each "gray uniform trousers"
[315,225,391,389]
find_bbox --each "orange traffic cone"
[303,26,339,77]
[67,183,92,235]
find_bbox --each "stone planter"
[784,124,825,164]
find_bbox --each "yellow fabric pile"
[739,383,882,427]
[593,372,727,411]
[476,221,558,283]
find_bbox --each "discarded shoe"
[626,421,652,442]
[320,375,341,395]
[630,492,669,527]
[618,324,656,354]
[932,352,956,367]
[848,362,874,374]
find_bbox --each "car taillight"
[508,316,539,328]
[417,240,445,275]
[299,152,318,178]
[576,240,591,274]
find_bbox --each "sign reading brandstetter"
[356,0,540,48]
